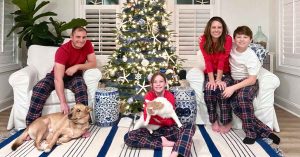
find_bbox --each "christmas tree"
[104,0,183,113]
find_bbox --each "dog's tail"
[11,128,29,151]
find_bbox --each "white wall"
[220,0,269,40]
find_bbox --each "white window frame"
[277,0,300,76]
[0,0,20,73]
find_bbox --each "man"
[26,26,97,125]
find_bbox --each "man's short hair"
[71,26,87,35]
[233,26,253,39]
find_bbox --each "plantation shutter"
[84,5,119,55]
[278,0,300,75]
[176,6,211,55]
[0,0,17,65]
[175,1,215,68]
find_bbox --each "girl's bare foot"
[161,136,175,147]
[212,121,220,132]
[170,151,178,157]
[220,123,232,133]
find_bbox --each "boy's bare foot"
[220,123,232,133]
[212,121,220,132]
[170,151,178,157]
[161,136,175,147]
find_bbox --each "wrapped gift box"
[94,87,120,127]
[170,86,197,124]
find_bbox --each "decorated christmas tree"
[104,0,183,113]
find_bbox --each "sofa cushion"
[27,45,59,80]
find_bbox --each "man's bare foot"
[220,123,232,133]
[212,121,220,132]
[161,136,175,147]
[170,151,178,157]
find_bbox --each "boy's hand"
[222,86,235,98]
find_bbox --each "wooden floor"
[1,106,300,156]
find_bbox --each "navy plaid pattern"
[124,123,195,156]
[230,80,272,139]
[26,73,88,125]
[204,74,233,124]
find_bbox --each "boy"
[222,26,280,145]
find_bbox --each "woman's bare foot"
[170,151,178,157]
[161,136,175,147]
[212,121,220,132]
[220,123,232,133]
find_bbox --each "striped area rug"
[0,123,280,157]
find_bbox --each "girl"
[124,72,195,157]
[199,16,233,133]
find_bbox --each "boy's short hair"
[233,26,253,39]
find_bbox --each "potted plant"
[7,0,87,48]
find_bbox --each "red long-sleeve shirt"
[143,90,176,126]
[199,35,232,74]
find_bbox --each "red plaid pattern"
[230,80,272,139]
[204,74,233,124]
[26,73,88,125]
[124,123,195,156]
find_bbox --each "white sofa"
[186,51,280,132]
[8,45,102,130]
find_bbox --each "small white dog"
[133,97,182,134]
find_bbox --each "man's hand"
[65,65,79,76]
[60,103,70,115]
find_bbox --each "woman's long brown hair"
[203,16,229,54]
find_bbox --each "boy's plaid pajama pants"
[26,73,88,125]
[230,80,272,139]
[124,123,195,157]
[204,74,233,124]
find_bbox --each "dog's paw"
[40,141,49,150]
[44,148,51,153]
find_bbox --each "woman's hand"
[216,80,227,91]
[206,81,217,91]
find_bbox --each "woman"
[199,16,233,133]
[124,72,195,157]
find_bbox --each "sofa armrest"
[9,66,39,93]
[83,68,102,106]
[255,68,280,109]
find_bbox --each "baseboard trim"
[275,94,300,118]
[0,97,13,112]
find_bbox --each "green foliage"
[104,0,183,113]
[7,0,87,48]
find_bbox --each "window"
[76,0,219,68]
[277,0,300,76]
[0,0,18,70]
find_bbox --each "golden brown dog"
[11,103,92,152]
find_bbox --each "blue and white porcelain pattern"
[170,86,197,124]
[94,87,120,127]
